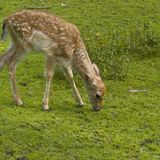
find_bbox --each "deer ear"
[92,63,100,77]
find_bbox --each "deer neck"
[73,49,96,84]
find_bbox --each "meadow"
[0,0,160,159]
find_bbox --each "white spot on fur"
[13,22,17,26]
[60,28,65,31]
[22,28,28,32]
[60,37,66,40]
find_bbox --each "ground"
[0,0,160,160]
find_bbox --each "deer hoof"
[42,104,49,111]
[16,99,23,106]
[77,102,84,108]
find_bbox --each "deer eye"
[96,94,101,99]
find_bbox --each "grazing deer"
[0,10,106,111]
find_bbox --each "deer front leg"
[63,66,84,107]
[43,56,54,110]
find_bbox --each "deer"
[0,10,106,111]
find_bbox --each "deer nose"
[92,106,101,111]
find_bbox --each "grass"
[0,0,160,159]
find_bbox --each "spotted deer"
[0,10,106,111]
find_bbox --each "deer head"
[86,63,106,111]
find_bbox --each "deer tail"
[1,20,8,41]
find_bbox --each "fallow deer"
[0,10,106,111]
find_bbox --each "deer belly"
[29,30,57,52]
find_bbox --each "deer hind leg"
[63,66,84,107]
[7,47,27,106]
[0,43,15,72]
[43,55,54,110]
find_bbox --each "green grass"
[0,0,160,160]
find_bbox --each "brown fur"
[0,10,106,111]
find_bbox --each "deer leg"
[7,47,26,106]
[0,43,15,72]
[63,66,84,107]
[43,56,54,110]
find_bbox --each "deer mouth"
[92,106,101,111]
